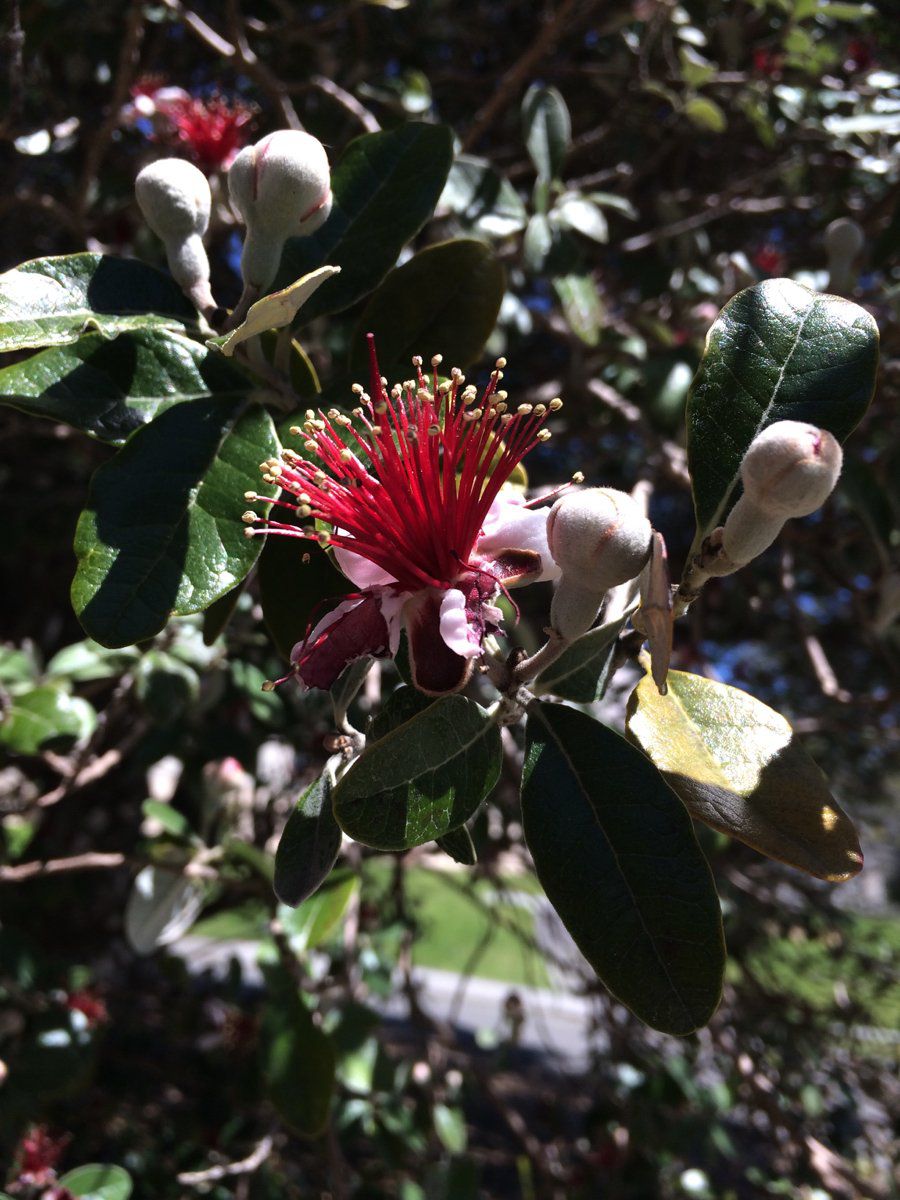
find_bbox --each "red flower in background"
[752,47,784,77]
[65,988,109,1028]
[752,243,787,277]
[15,1126,69,1188]
[163,94,255,172]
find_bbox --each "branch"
[0,852,127,884]
[177,1136,274,1186]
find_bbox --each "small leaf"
[0,329,251,445]
[278,872,359,952]
[275,123,454,321]
[625,669,863,882]
[141,799,190,838]
[56,1164,133,1200]
[522,85,571,180]
[124,865,207,955]
[686,279,879,549]
[71,398,278,648]
[439,155,527,237]
[436,825,477,865]
[533,615,626,702]
[135,650,200,723]
[217,266,340,356]
[261,964,335,1137]
[0,685,96,754]
[0,252,199,352]
[334,695,502,850]
[553,196,609,244]
[522,701,725,1035]
[45,640,140,684]
[350,239,505,374]
[683,96,727,133]
[434,1103,468,1153]
[553,274,604,346]
[274,773,343,907]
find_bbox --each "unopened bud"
[546,488,653,593]
[135,158,214,313]
[721,420,842,565]
[228,130,333,290]
[550,576,604,640]
[825,217,864,295]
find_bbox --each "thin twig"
[308,75,380,133]
[177,1135,274,1186]
[0,852,127,884]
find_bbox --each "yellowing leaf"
[219,266,340,357]
[625,669,863,882]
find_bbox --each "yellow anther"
[241,511,258,523]
[282,449,300,464]
[351,383,364,395]
[327,408,340,420]
[314,469,326,483]
[461,385,478,404]
[340,449,353,462]
[412,354,423,367]
[317,532,331,547]
[534,404,547,416]
[297,504,311,518]
[494,401,508,414]
[298,492,311,504]
[289,425,303,437]
[243,527,255,539]
[572,471,584,483]
[431,354,443,368]
[549,397,563,412]
[495,356,507,369]
[261,679,276,692]
[536,429,552,441]
[375,402,388,415]
[517,404,533,415]
[305,409,316,420]
[304,440,318,454]
[243,490,258,501]
[427,424,441,436]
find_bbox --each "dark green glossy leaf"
[72,399,278,648]
[258,538,346,660]
[436,824,476,866]
[367,685,433,741]
[522,701,725,1035]
[626,668,863,882]
[0,685,96,754]
[274,773,343,907]
[201,579,247,645]
[350,239,504,374]
[275,123,453,322]
[533,615,626,702]
[0,252,198,352]
[56,1164,133,1200]
[0,330,248,444]
[334,695,502,850]
[522,85,571,180]
[686,279,879,547]
[261,964,335,1137]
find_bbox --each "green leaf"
[522,702,725,1035]
[45,640,140,683]
[368,685,434,740]
[0,685,96,754]
[683,96,727,133]
[0,330,249,444]
[141,799,190,838]
[275,123,454,321]
[201,579,247,644]
[553,196,609,244]
[533,615,626,702]
[278,872,359,953]
[0,645,39,686]
[258,539,346,660]
[522,85,571,180]
[439,155,527,238]
[135,650,200,723]
[217,266,341,356]
[686,279,879,547]
[333,695,502,850]
[552,273,604,347]
[625,669,863,882]
[274,773,343,907]
[56,1164,133,1200]
[436,824,477,865]
[261,964,335,1137]
[350,239,505,374]
[71,398,278,648]
[0,253,198,352]
[434,1103,468,1153]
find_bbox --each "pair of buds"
[546,419,843,641]
[135,129,333,316]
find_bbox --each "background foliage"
[1,1,898,1197]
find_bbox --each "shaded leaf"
[350,239,504,374]
[45,640,139,684]
[683,96,727,133]
[57,1165,133,1200]
[625,669,863,881]
[124,865,207,955]
[334,696,501,850]
[274,772,343,907]
[533,615,626,702]
[439,155,528,237]
[258,538,346,660]
[368,685,434,741]
[278,872,359,952]
[72,398,278,648]
[553,273,604,347]
[436,824,477,865]
[686,279,879,549]
[275,123,453,321]
[0,329,249,444]
[522,701,725,1035]
[261,964,335,1137]
[0,685,96,754]
[201,579,247,645]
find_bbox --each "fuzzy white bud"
[135,158,214,313]
[721,420,843,565]
[546,488,653,593]
[549,577,605,640]
[228,130,333,291]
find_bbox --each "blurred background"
[0,1,898,1196]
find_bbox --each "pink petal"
[477,496,560,583]
[333,543,397,589]
[439,588,481,659]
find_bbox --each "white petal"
[477,497,561,582]
[333,543,397,588]
[439,588,480,659]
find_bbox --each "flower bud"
[135,158,214,313]
[549,576,604,640]
[228,130,333,290]
[825,217,864,295]
[721,420,842,565]
[546,487,653,593]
